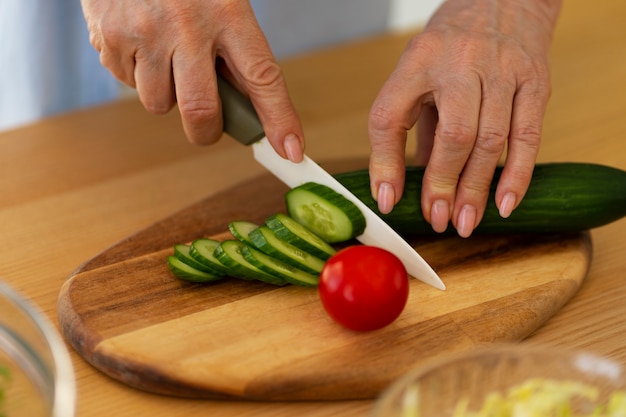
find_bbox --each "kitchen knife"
[217,76,445,290]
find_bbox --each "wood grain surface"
[57,160,591,401]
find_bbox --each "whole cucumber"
[333,163,626,236]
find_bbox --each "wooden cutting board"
[57,159,592,401]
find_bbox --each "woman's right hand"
[81,0,305,162]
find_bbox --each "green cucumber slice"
[248,226,325,274]
[167,256,224,283]
[285,182,366,243]
[214,240,287,286]
[265,213,336,260]
[189,239,231,276]
[228,221,258,246]
[241,245,319,287]
[174,244,223,275]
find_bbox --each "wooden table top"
[1,0,624,415]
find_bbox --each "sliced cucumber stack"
[241,245,319,287]
[167,182,367,287]
[214,240,288,286]
[189,238,232,276]
[167,246,226,283]
[266,213,336,260]
[249,226,325,274]
[167,256,224,283]
[173,244,217,274]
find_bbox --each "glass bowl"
[0,281,76,417]
[371,344,626,417]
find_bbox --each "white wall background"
[252,0,445,58]
[388,0,445,31]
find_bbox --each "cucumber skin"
[174,244,222,275]
[333,163,626,235]
[167,256,224,283]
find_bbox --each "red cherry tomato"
[318,245,409,331]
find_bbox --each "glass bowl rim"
[372,343,626,416]
[0,281,76,417]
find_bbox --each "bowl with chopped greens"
[371,344,626,417]
[0,281,75,417]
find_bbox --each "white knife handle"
[217,75,265,145]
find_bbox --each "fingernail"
[499,192,517,218]
[457,204,477,238]
[430,200,450,233]
[284,134,303,162]
[376,182,395,214]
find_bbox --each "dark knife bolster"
[217,76,265,145]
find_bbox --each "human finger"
[134,47,176,115]
[172,43,223,146]
[495,78,549,218]
[451,78,515,237]
[420,76,482,234]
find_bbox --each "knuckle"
[143,100,173,115]
[368,104,396,133]
[528,78,552,101]
[86,23,103,51]
[405,33,439,58]
[519,62,552,97]
[98,51,135,87]
[97,48,112,67]
[244,58,284,90]
[529,58,551,77]
[525,70,551,92]
[424,165,462,192]
[461,177,492,195]
[368,104,408,147]
[405,29,450,59]
[99,5,159,46]
[178,98,220,124]
[425,173,460,197]
[475,126,508,155]
[98,16,126,46]
[510,124,542,149]
[437,122,476,147]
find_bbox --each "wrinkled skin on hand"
[368,0,562,237]
[81,0,304,162]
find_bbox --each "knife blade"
[217,76,445,290]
